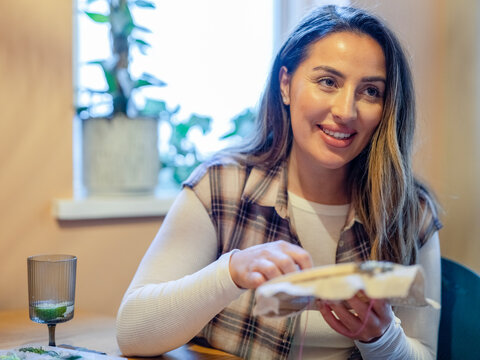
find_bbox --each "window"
[74,0,274,191]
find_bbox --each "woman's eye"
[364,86,380,98]
[319,78,336,87]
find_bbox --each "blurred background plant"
[76,0,168,120]
[77,0,215,186]
[77,0,256,186]
[160,107,256,185]
[159,108,212,184]
[220,108,256,141]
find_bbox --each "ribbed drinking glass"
[27,254,77,347]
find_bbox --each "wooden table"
[0,309,239,359]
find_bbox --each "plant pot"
[81,115,160,195]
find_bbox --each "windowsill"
[53,192,177,220]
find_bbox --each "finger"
[268,251,299,274]
[370,298,391,318]
[327,302,363,332]
[355,290,370,304]
[292,251,313,270]
[278,241,313,270]
[251,258,283,280]
[347,292,389,319]
[351,295,391,318]
[346,295,372,321]
[245,271,266,289]
[318,302,357,338]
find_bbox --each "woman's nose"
[331,89,357,122]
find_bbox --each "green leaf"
[19,347,48,355]
[76,106,89,114]
[134,38,151,55]
[170,105,181,115]
[134,0,156,9]
[103,70,118,94]
[84,12,109,23]
[173,164,198,184]
[134,75,165,89]
[134,79,153,88]
[85,59,103,66]
[84,60,117,94]
[134,38,151,48]
[140,99,167,117]
[125,22,136,37]
[139,73,167,87]
[18,347,81,360]
[175,123,190,138]
[221,108,255,139]
[187,114,212,134]
[18,348,60,358]
[0,354,22,360]
[134,25,152,34]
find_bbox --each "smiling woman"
[116,4,442,360]
[279,32,387,202]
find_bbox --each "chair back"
[437,257,480,359]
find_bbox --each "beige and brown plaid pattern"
[184,158,441,359]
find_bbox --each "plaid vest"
[183,158,440,359]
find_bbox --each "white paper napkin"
[253,261,440,317]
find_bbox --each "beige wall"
[0,0,160,315]
[438,0,480,277]
[0,0,478,316]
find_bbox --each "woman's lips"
[318,125,356,148]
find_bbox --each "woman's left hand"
[317,291,394,343]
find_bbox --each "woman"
[116,5,441,359]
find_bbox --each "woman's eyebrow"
[312,65,386,84]
[312,65,343,78]
[362,75,386,84]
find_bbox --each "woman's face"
[280,31,386,174]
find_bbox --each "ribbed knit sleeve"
[116,188,245,356]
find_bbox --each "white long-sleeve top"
[116,188,441,359]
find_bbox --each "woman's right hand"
[229,240,313,289]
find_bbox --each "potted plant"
[77,0,260,194]
[77,0,172,195]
